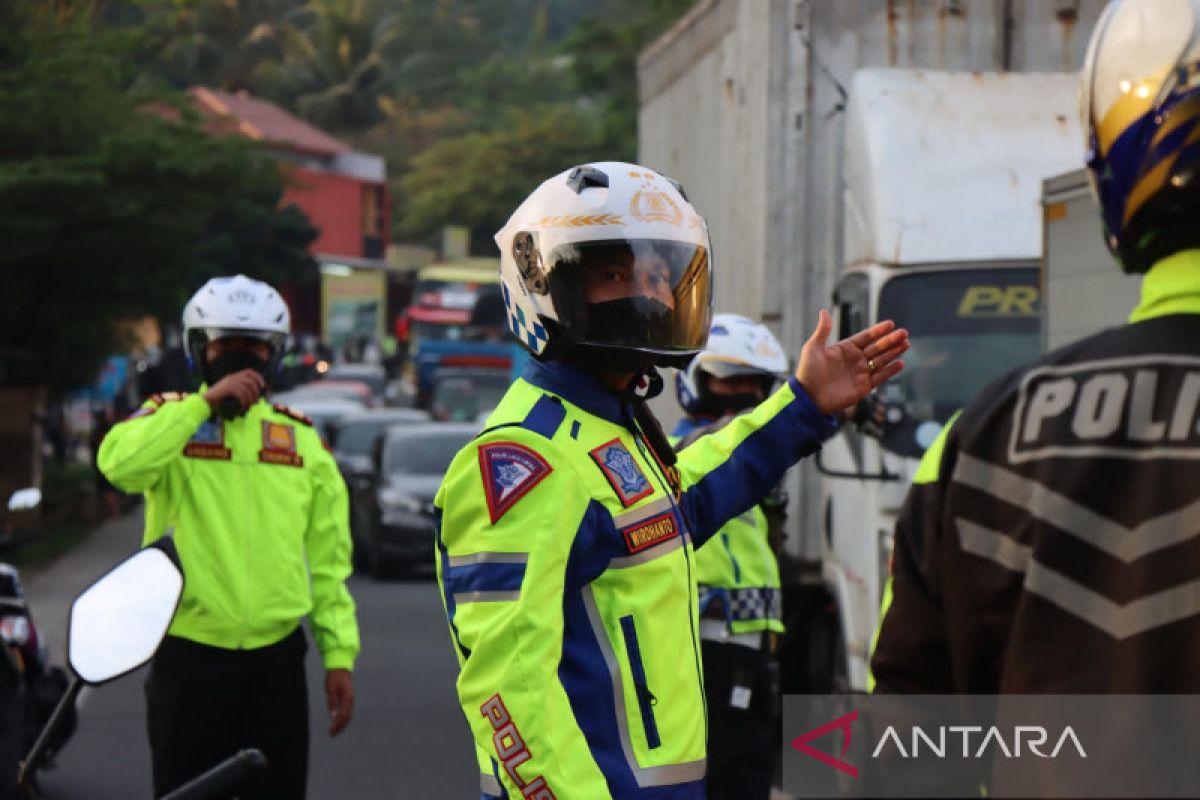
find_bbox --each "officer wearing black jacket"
[873,0,1200,696]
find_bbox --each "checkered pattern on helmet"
[502,283,549,354]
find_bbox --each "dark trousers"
[701,637,780,800]
[145,627,309,799]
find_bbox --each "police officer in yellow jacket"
[435,162,908,799]
[671,313,790,800]
[872,0,1200,703]
[98,275,359,799]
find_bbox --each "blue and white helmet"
[675,313,788,414]
[494,162,714,369]
[1081,0,1200,273]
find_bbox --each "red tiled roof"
[188,86,351,158]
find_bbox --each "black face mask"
[202,349,268,388]
[585,297,673,349]
[698,391,763,417]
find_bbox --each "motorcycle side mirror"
[19,537,184,789]
[68,538,184,684]
[7,488,41,513]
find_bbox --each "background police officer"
[99,275,359,799]
[672,313,791,800]
[871,0,1200,701]
[435,162,907,798]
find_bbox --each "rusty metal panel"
[861,0,1003,70]
[1007,0,1110,71]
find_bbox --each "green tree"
[254,0,405,133]
[399,103,608,242]
[561,0,696,156]
[112,0,303,92]
[0,2,317,394]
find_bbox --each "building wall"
[284,168,369,258]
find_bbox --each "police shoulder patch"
[589,438,653,507]
[272,403,313,427]
[147,391,189,409]
[478,441,553,525]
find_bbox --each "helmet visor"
[547,239,712,356]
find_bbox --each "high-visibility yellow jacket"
[435,359,835,799]
[671,417,785,636]
[98,391,359,670]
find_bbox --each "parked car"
[281,380,376,408]
[323,364,387,405]
[351,423,476,578]
[428,367,511,423]
[328,408,433,484]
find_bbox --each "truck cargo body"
[638,0,1105,690]
[1041,168,1141,352]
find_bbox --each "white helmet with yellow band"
[494,162,714,370]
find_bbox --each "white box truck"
[638,0,1106,691]
[1041,168,1141,351]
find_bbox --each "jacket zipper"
[619,614,661,749]
[624,407,708,740]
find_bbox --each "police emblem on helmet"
[629,189,683,225]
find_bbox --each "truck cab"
[822,261,1042,687]
[810,68,1084,690]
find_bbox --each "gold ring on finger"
[868,358,876,373]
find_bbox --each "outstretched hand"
[796,309,909,415]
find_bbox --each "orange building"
[189,87,390,340]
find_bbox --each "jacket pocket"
[619,614,661,749]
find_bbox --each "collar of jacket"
[1128,248,1200,323]
[521,358,630,424]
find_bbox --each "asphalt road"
[21,508,478,798]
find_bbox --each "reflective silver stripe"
[1026,561,1200,640]
[953,453,1200,563]
[956,518,1200,639]
[635,759,706,785]
[480,772,502,796]
[608,536,682,569]
[956,519,1032,572]
[613,496,674,529]
[581,586,706,787]
[447,552,529,567]
[453,590,520,603]
[698,619,763,649]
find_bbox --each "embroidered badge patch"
[589,438,653,507]
[621,511,678,554]
[183,418,231,460]
[260,421,303,467]
[478,442,552,524]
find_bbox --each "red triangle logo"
[791,709,859,777]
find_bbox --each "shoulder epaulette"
[272,403,313,427]
[147,391,190,409]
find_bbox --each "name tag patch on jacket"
[183,418,231,460]
[260,421,303,467]
[479,442,552,524]
[589,438,653,507]
[621,511,678,554]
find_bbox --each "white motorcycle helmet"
[182,274,290,383]
[495,161,713,370]
[1080,0,1200,274]
[675,313,788,415]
